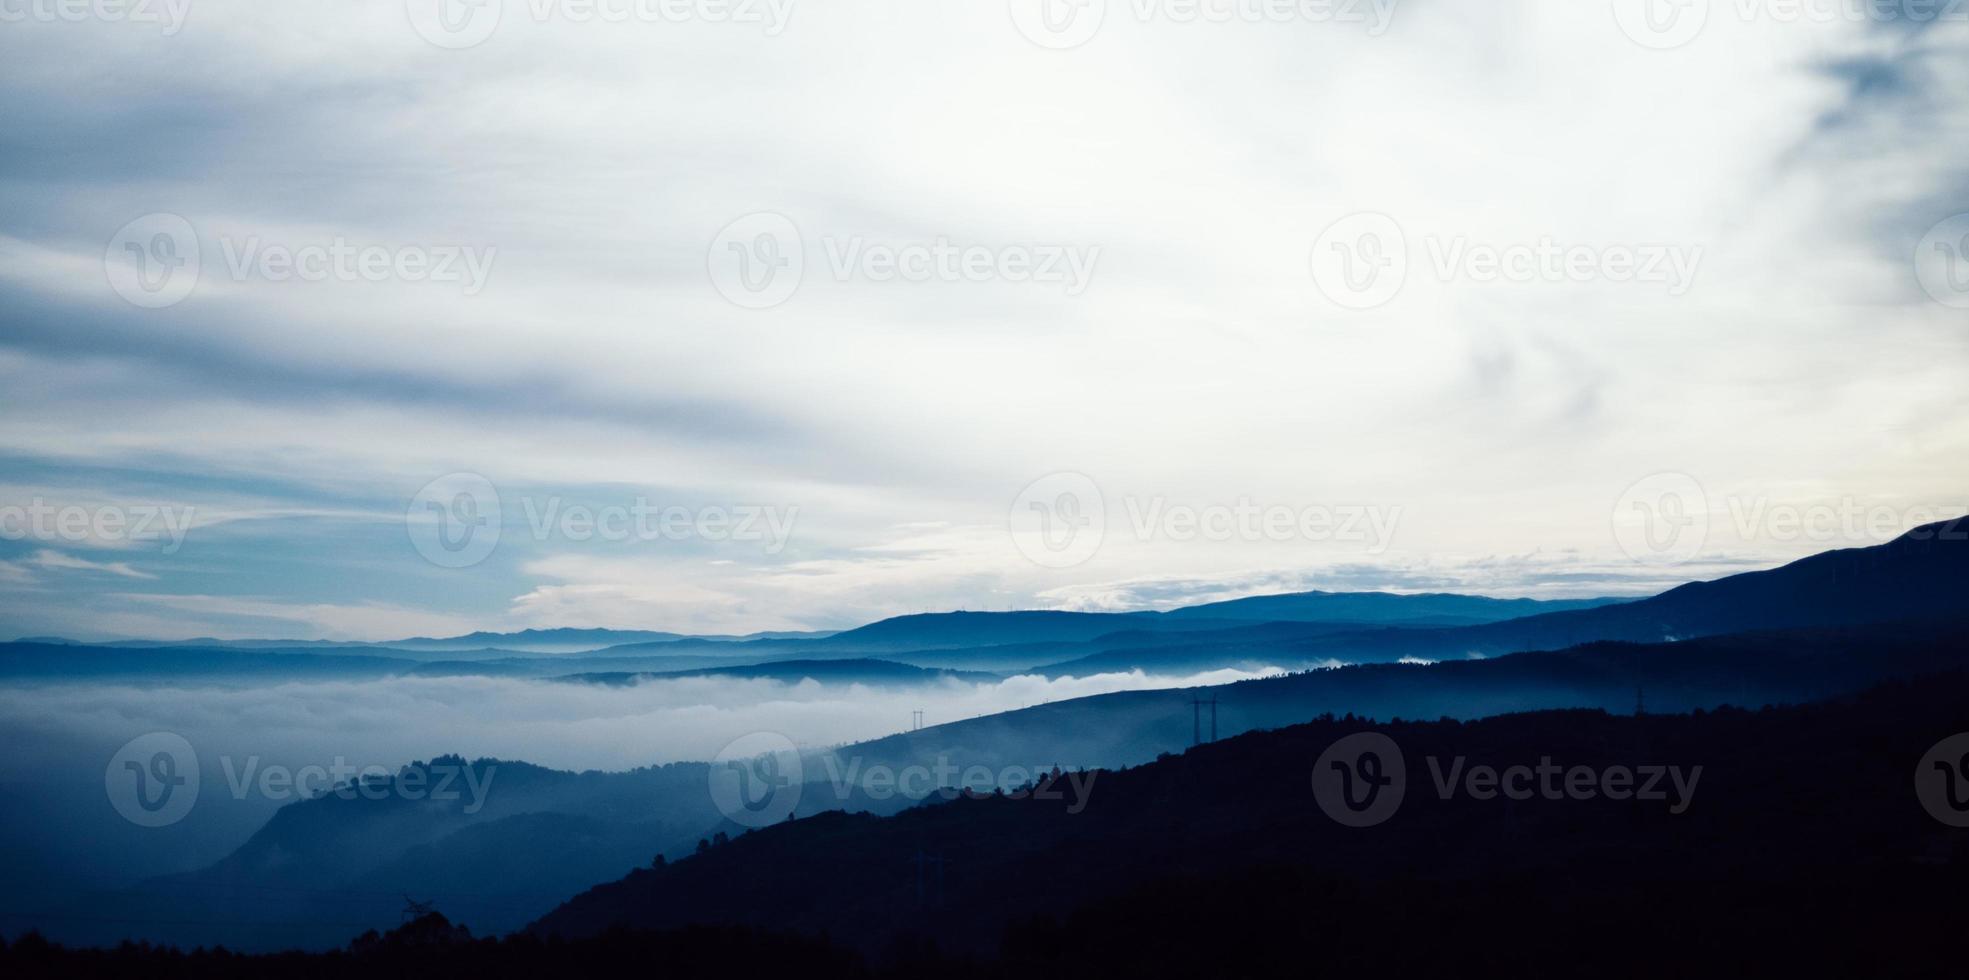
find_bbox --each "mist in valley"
[0,665,1280,921]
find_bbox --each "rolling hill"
[530,667,1969,965]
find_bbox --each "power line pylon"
[1189,695,1219,746]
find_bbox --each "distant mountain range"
[18,517,1969,954]
[10,519,1963,684]
[8,593,1624,662]
[561,659,1002,687]
[823,518,1969,772]
[1162,590,1624,624]
[1,591,1637,681]
[1091,516,1969,670]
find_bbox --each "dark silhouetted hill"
[11,658,1969,976]
[530,668,1969,968]
[830,617,1969,777]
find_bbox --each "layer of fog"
[0,667,1277,909]
[0,666,1280,775]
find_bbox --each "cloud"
[104,594,481,642]
[1,5,1966,639]
[28,549,155,579]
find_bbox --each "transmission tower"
[1189,695,1219,745]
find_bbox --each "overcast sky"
[1,0,1965,641]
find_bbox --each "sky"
[1,0,1966,641]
